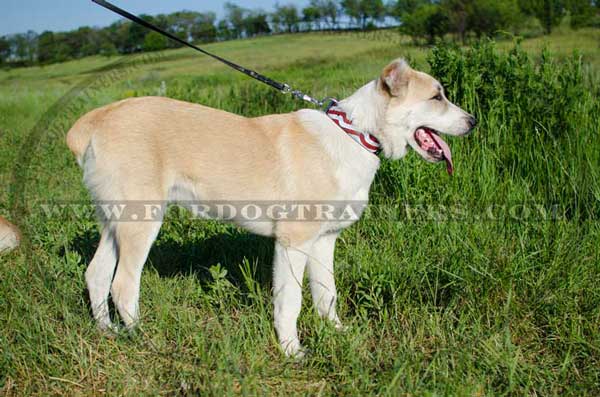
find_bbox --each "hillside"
[1,29,599,395]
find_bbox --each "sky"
[1,0,310,36]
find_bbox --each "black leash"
[91,0,327,107]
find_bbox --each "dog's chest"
[321,162,376,233]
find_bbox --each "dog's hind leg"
[111,220,162,328]
[86,226,118,331]
[307,232,343,329]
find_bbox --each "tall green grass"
[0,32,599,395]
[428,41,599,220]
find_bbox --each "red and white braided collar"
[325,100,381,156]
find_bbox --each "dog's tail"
[66,113,97,167]
[67,100,125,167]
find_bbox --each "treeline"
[1,0,599,67]
[399,0,600,43]
[1,0,382,67]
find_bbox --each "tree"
[37,31,55,64]
[270,10,283,33]
[341,0,386,29]
[440,0,470,41]
[390,0,429,18]
[303,4,322,30]
[401,3,450,43]
[98,40,118,57]
[519,0,565,33]
[244,11,272,36]
[566,0,596,27]
[77,27,102,57]
[316,0,340,28]
[273,4,300,33]
[104,21,128,54]
[10,31,37,64]
[46,32,71,63]
[153,14,171,31]
[115,15,153,53]
[143,31,168,51]
[191,12,218,43]
[217,20,235,40]
[361,0,386,28]
[341,0,361,26]
[168,11,201,43]
[0,36,10,64]
[466,0,522,37]
[224,2,247,38]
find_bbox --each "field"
[1,28,600,395]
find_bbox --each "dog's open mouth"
[415,127,454,175]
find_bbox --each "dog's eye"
[431,94,443,101]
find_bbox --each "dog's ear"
[380,59,411,98]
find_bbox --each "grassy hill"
[0,29,599,395]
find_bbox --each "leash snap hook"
[281,84,292,94]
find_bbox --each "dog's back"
[66,96,338,203]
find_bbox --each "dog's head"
[377,59,476,174]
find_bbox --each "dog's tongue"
[429,132,454,175]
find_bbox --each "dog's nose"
[468,117,478,129]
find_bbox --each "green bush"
[428,40,599,220]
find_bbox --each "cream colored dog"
[67,59,476,357]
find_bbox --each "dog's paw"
[97,321,119,338]
[334,322,350,333]
[291,347,308,361]
[281,338,306,359]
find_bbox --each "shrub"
[427,41,599,220]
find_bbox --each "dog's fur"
[0,216,20,253]
[67,59,475,356]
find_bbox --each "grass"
[1,28,600,395]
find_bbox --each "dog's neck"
[336,80,389,137]
[326,102,382,155]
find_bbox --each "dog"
[0,216,20,254]
[67,58,476,357]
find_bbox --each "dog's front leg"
[272,238,313,358]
